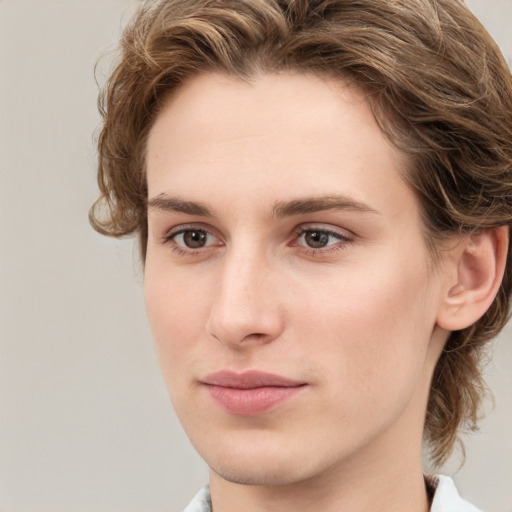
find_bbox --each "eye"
[165,227,221,251]
[295,227,352,250]
[175,229,209,248]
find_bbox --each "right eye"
[164,226,222,254]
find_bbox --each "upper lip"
[201,370,306,389]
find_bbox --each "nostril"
[241,332,268,342]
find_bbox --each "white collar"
[182,485,211,512]
[430,475,481,512]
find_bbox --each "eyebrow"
[147,195,214,217]
[270,195,379,218]
[147,193,379,218]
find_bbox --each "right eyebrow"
[147,194,214,217]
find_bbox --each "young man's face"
[144,73,451,487]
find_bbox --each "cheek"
[144,272,212,421]
[144,266,211,371]
[295,252,437,405]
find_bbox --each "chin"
[194,432,335,488]
[207,456,310,487]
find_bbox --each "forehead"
[146,72,416,222]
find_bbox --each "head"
[90,0,512,468]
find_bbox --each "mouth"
[201,370,308,416]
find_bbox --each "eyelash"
[162,225,354,258]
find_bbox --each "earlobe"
[437,226,509,331]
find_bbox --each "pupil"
[305,231,328,248]
[184,230,207,248]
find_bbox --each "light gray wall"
[0,1,510,510]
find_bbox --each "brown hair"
[90,0,512,466]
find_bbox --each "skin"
[144,72,459,512]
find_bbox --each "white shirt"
[182,475,481,512]
[430,475,481,512]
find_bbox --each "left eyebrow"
[270,195,379,218]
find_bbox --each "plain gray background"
[0,1,511,510]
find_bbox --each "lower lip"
[205,385,305,416]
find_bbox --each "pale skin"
[143,72,507,512]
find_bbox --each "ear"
[437,226,509,331]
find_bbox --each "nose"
[206,247,284,349]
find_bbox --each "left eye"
[297,229,346,249]
[171,229,218,249]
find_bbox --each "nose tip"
[206,256,284,349]
[207,304,283,348]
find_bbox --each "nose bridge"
[207,240,282,347]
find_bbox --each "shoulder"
[430,475,482,512]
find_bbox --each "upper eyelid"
[294,223,355,239]
[296,226,350,236]
[164,223,218,238]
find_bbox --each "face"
[144,72,450,487]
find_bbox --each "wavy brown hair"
[90,0,512,466]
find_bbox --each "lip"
[201,370,307,416]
